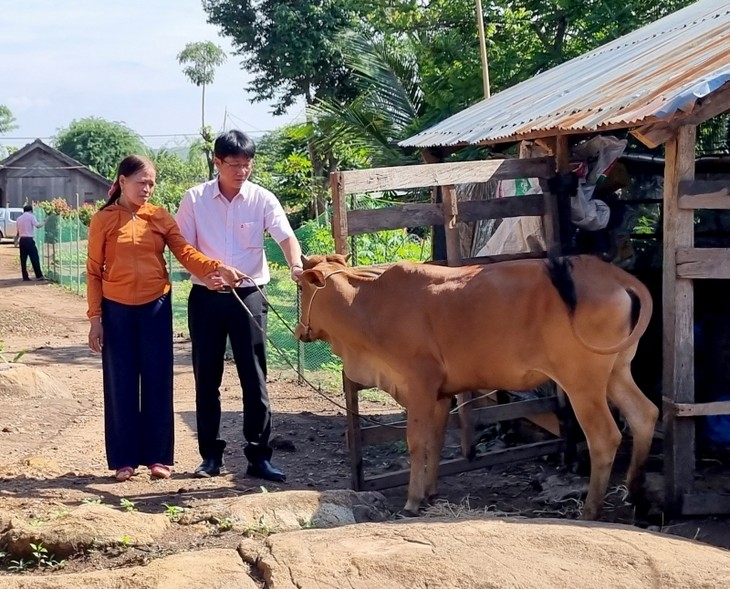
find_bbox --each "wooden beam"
[457,194,545,222]
[338,157,555,195]
[677,248,730,279]
[670,400,730,417]
[554,135,571,174]
[360,396,560,446]
[347,203,443,235]
[632,82,730,148]
[361,440,564,491]
[678,180,730,209]
[682,493,730,516]
[343,376,365,491]
[663,124,697,515]
[330,172,349,254]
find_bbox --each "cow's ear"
[301,269,326,288]
[301,254,313,269]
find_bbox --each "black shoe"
[246,460,286,482]
[193,458,223,478]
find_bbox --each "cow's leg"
[404,396,439,515]
[606,347,659,511]
[560,373,620,521]
[424,397,451,503]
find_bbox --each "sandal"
[115,466,135,482]
[149,464,171,479]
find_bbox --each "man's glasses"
[220,159,253,171]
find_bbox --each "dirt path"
[1,240,729,565]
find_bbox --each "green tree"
[0,105,17,134]
[177,41,227,179]
[149,147,208,213]
[53,118,146,179]
[203,0,361,113]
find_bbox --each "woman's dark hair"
[101,154,155,209]
[23,204,33,212]
[214,130,256,160]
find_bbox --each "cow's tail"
[546,255,652,355]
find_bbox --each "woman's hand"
[88,318,103,353]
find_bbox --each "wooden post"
[441,185,462,266]
[330,172,349,255]
[663,125,697,515]
[344,375,365,490]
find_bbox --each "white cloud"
[0,0,304,148]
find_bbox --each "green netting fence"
[32,208,344,391]
[33,197,432,392]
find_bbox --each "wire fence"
[33,208,344,391]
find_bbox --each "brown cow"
[295,254,658,520]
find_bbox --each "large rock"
[184,489,389,532]
[239,517,730,589]
[0,364,73,399]
[3,548,256,589]
[1,503,170,558]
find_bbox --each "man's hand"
[218,264,248,287]
[88,318,103,353]
[201,270,226,291]
[290,264,303,283]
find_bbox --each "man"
[16,204,47,281]
[176,130,303,482]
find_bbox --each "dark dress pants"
[19,237,43,279]
[101,294,174,469]
[188,284,271,463]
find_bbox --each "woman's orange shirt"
[86,203,220,318]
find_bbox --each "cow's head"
[295,254,350,342]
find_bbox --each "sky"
[0,0,304,151]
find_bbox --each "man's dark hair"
[23,204,32,212]
[214,130,256,160]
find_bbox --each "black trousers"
[101,295,174,470]
[188,284,271,463]
[18,237,43,280]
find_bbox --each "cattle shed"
[0,139,111,208]
[331,0,730,517]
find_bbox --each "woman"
[86,154,242,482]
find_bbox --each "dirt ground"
[1,241,729,576]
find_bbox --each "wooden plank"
[678,180,730,209]
[457,194,545,222]
[330,172,349,254]
[361,397,559,446]
[679,179,730,197]
[677,248,730,279]
[663,125,697,516]
[339,157,555,195]
[442,185,462,266]
[682,493,730,516]
[361,440,564,491]
[347,203,443,235]
[344,376,365,491]
[678,193,730,210]
[670,400,730,417]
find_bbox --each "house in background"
[0,139,111,207]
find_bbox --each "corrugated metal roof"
[400,0,730,148]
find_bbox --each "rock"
[0,364,73,400]
[239,517,730,589]
[185,489,389,533]
[3,548,256,589]
[1,503,170,558]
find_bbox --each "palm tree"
[177,41,227,179]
